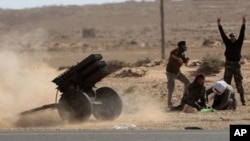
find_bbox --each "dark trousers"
[224,61,245,104]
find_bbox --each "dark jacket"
[166,48,188,74]
[171,75,207,111]
[180,78,207,110]
[218,24,245,62]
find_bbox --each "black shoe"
[240,94,246,106]
[170,105,183,111]
[241,100,246,106]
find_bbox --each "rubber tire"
[92,87,122,121]
[57,90,92,123]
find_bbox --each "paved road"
[0,129,229,141]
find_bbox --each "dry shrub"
[132,57,151,67]
[106,60,131,73]
[197,55,224,75]
[82,28,96,38]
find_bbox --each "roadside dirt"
[0,47,249,130]
[0,0,250,130]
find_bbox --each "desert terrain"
[0,0,250,130]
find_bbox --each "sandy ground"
[0,0,250,131]
[0,46,249,130]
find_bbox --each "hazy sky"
[0,0,154,9]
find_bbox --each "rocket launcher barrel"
[52,54,111,93]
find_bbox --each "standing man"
[217,16,246,105]
[166,41,190,108]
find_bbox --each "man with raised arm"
[217,16,246,105]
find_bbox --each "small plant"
[132,57,151,67]
[197,55,224,75]
[106,60,131,73]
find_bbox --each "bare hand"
[217,17,221,25]
[243,15,246,24]
[184,57,190,65]
[178,58,184,65]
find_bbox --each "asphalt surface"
[0,129,229,141]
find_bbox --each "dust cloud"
[119,90,167,124]
[0,29,59,128]
[0,28,167,129]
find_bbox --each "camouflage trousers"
[223,61,246,104]
[223,61,244,94]
[166,72,190,107]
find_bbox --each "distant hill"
[0,0,249,50]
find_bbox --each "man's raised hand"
[242,15,246,24]
[217,17,221,25]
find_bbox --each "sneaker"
[170,105,183,111]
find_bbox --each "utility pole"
[160,0,165,60]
